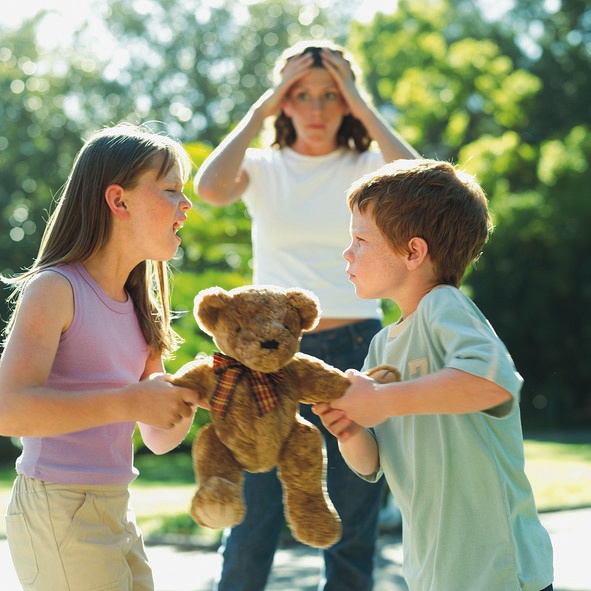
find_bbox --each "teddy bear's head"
[194,285,320,373]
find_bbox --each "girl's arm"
[320,49,420,162]
[137,353,198,455]
[331,368,513,428]
[313,402,379,476]
[195,52,316,206]
[0,272,199,437]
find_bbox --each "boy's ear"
[406,237,429,269]
[105,184,129,219]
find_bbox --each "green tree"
[0,20,97,327]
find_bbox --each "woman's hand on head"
[254,51,315,119]
[319,49,366,118]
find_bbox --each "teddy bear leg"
[278,419,341,548]
[191,424,245,529]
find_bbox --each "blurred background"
[0,0,589,468]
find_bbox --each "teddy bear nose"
[261,339,279,350]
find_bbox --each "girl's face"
[282,68,349,156]
[122,160,192,262]
[343,204,407,301]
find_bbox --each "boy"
[313,159,554,591]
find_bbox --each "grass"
[523,439,591,511]
[1,438,590,540]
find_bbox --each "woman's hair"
[3,123,192,356]
[347,159,494,287]
[269,40,373,152]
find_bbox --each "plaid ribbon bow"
[210,352,284,418]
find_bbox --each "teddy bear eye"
[235,326,242,334]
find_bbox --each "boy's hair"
[269,40,372,152]
[3,123,192,356]
[347,159,493,287]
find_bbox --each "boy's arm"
[312,402,379,476]
[331,367,513,428]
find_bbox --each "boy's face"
[343,204,407,301]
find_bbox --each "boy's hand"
[312,402,363,441]
[330,369,387,428]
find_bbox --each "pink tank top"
[16,263,149,485]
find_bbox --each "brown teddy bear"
[171,284,400,548]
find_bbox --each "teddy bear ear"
[286,289,320,331]
[194,287,231,335]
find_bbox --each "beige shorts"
[5,475,153,591]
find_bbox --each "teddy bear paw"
[365,364,401,384]
[190,477,245,529]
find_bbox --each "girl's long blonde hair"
[3,123,192,357]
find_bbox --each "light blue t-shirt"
[362,286,553,591]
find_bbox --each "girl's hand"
[134,373,200,430]
[312,402,363,441]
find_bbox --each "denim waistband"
[301,318,382,346]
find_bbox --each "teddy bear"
[171,284,400,548]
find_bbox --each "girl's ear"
[105,184,129,219]
[406,237,429,270]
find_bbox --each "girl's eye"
[295,92,309,102]
[325,92,338,101]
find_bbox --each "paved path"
[2,508,590,590]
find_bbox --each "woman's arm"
[0,272,199,437]
[195,52,317,206]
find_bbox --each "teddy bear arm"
[170,358,216,404]
[288,355,350,404]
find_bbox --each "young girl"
[0,123,200,591]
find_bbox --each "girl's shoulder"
[17,267,75,334]
[27,266,74,296]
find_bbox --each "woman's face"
[282,67,350,156]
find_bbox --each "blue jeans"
[214,319,385,591]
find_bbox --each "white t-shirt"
[241,146,384,319]
[362,286,553,591]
